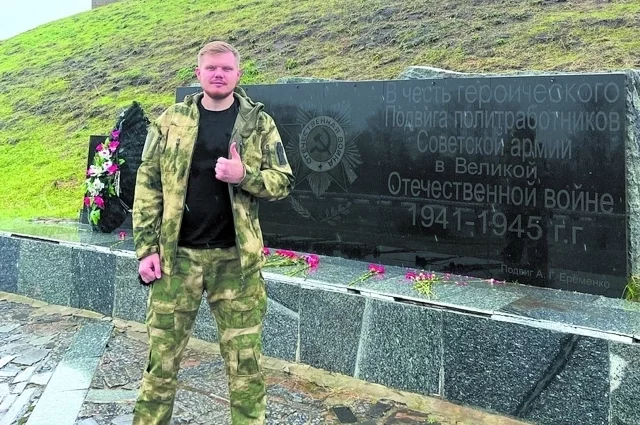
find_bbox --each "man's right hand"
[139,253,161,283]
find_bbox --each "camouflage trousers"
[133,246,267,425]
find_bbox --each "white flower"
[93,179,105,193]
[98,149,111,160]
[88,165,102,177]
[102,160,113,173]
[86,179,104,197]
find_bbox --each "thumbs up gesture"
[216,142,245,184]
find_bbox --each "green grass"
[624,276,640,302]
[1,0,639,219]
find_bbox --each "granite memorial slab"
[443,311,610,424]
[523,337,609,425]
[499,293,640,336]
[71,247,116,316]
[355,298,442,396]
[0,236,19,293]
[262,297,299,362]
[610,341,640,425]
[264,279,301,313]
[176,72,634,297]
[298,287,366,376]
[24,388,87,425]
[17,239,75,307]
[113,255,149,323]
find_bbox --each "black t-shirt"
[178,98,239,248]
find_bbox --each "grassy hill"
[0,0,639,220]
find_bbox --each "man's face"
[195,52,241,100]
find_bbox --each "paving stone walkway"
[0,293,530,425]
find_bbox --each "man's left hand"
[216,142,245,184]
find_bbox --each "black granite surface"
[610,342,640,425]
[113,255,149,323]
[500,294,640,337]
[176,74,629,297]
[443,312,570,415]
[355,298,442,396]
[0,236,19,293]
[299,288,366,376]
[262,298,299,362]
[72,248,116,316]
[265,279,301,313]
[17,239,75,306]
[523,337,609,425]
[443,311,610,425]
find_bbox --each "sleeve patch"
[275,141,288,166]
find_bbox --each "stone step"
[24,321,113,425]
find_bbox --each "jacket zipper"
[228,135,246,290]
[173,131,195,276]
[173,138,181,170]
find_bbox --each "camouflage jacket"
[132,87,294,278]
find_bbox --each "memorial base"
[1,221,639,425]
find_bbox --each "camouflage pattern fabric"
[132,87,294,278]
[133,246,267,425]
[132,86,294,424]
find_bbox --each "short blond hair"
[198,41,240,65]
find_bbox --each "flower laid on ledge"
[263,248,320,278]
[347,263,385,286]
[405,270,441,297]
[402,270,509,297]
[118,231,127,240]
[83,129,124,225]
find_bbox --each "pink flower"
[107,163,119,175]
[94,196,105,209]
[111,130,121,139]
[405,271,417,280]
[306,254,320,269]
[444,273,451,280]
[276,249,298,259]
[95,144,104,152]
[368,264,385,274]
[263,247,271,256]
[118,231,126,240]
[84,197,91,207]
[109,141,120,152]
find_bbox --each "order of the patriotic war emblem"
[282,102,362,225]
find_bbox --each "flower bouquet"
[405,270,441,297]
[263,248,320,278]
[83,129,127,232]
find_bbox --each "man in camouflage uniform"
[131,41,294,425]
